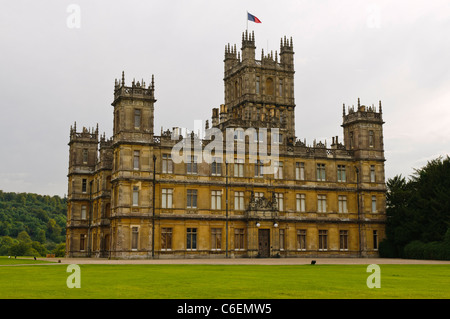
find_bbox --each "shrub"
[403,240,425,259]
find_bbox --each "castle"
[66,31,386,259]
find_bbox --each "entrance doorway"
[258,229,270,257]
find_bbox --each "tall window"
[279,229,285,251]
[234,191,245,210]
[131,227,139,250]
[373,230,379,250]
[340,230,349,251]
[162,154,173,174]
[234,130,244,141]
[115,110,120,134]
[132,186,139,206]
[234,229,245,250]
[275,193,284,211]
[187,155,198,175]
[82,149,88,164]
[211,190,222,210]
[255,160,264,177]
[211,157,222,176]
[81,205,87,220]
[349,132,354,149]
[371,195,377,213]
[317,195,327,213]
[82,179,87,193]
[211,228,222,250]
[296,194,306,212]
[266,77,274,95]
[316,164,326,181]
[295,162,305,180]
[279,79,283,97]
[369,130,374,147]
[370,165,376,182]
[162,189,173,209]
[133,150,140,170]
[272,132,283,144]
[80,234,86,251]
[187,190,197,208]
[187,228,197,250]
[254,130,265,143]
[337,165,346,182]
[161,228,172,251]
[297,230,306,251]
[134,109,141,128]
[318,230,328,251]
[256,76,260,94]
[338,195,348,213]
[274,161,283,179]
[234,159,244,177]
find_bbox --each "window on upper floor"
[211,190,222,210]
[337,165,346,182]
[266,77,274,95]
[370,165,376,182]
[82,149,88,164]
[296,194,306,212]
[338,195,348,213]
[186,155,198,175]
[316,164,326,181]
[296,162,305,180]
[132,186,139,206]
[234,159,244,177]
[317,195,327,213]
[256,76,260,94]
[187,190,198,208]
[133,151,140,170]
[134,109,141,129]
[82,179,87,193]
[162,154,173,174]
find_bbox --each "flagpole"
[246,11,248,31]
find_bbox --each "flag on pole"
[247,12,262,23]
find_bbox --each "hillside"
[0,190,67,256]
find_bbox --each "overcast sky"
[1,0,449,197]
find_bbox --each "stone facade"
[66,31,386,259]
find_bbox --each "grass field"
[0,259,449,299]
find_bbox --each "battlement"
[242,30,255,49]
[99,132,113,149]
[280,36,294,53]
[343,98,383,124]
[224,43,239,60]
[113,71,155,102]
[69,122,99,143]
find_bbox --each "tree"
[0,236,14,255]
[381,156,450,259]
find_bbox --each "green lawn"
[0,256,55,265]
[0,263,449,299]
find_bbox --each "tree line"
[0,191,66,257]
[380,156,450,260]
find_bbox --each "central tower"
[213,31,296,144]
